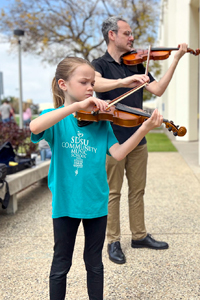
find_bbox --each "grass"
[146,132,177,152]
[14,115,37,126]
[15,115,19,126]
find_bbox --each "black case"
[0,141,36,175]
[0,163,7,180]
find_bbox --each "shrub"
[0,121,38,158]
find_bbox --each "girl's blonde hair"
[52,56,94,108]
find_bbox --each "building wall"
[157,0,199,142]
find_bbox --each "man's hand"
[121,74,149,88]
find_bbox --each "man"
[0,100,14,123]
[92,16,187,264]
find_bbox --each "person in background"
[0,100,14,123]
[39,139,52,161]
[23,103,32,126]
[30,56,163,300]
[9,104,16,122]
[92,16,187,264]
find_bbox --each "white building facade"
[156,0,199,163]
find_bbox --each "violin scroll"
[194,48,200,56]
[186,48,200,56]
[164,121,187,137]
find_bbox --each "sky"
[0,42,56,105]
[0,0,161,106]
[0,0,56,105]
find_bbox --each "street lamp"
[14,29,24,129]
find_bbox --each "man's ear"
[108,30,116,42]
[58,79,67,91]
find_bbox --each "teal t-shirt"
[31,108,118,219]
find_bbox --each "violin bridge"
[91,110,99,115]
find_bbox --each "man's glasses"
[123,31,133,37]
[112,30,133,37]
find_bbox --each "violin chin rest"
[77,120,94,127]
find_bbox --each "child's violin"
[76,79,186,137]
[121,47,200,65]
[76,103,187,137]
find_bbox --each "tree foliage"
[1,0,161,62]
[0,0,161,100]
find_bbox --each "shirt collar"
[104,51,117,63]
[104,51,124,65]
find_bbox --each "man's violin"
[76,45,187,137]
[121,47,200,65]
[76,103,187,137]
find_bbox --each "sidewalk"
[0,143,200,299]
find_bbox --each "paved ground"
[0,141,200,299]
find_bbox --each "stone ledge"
[0,160,50,214]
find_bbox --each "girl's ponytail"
[51,77,65,108]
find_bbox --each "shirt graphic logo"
[62,131,97,175]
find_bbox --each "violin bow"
[106,45,151,109]
[106,81,148,108]
[145,45,151,75]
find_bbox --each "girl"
[30,57,163,300]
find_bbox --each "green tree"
[1,0,161,60]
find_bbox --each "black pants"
[49,216,107,300]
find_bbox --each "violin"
[76,103,187,137]
[121,47,200,65]
[76,46,187,137]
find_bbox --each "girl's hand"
[142,109,163,131]
[78,97,108,112]
[174,43,188,61]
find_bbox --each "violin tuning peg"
[176,125,179,129]
[168,127,172,131]
[173,132,178,136]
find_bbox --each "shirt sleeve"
[31,109,54,147]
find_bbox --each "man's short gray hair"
[102,16,127,45]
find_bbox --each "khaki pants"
[106,143,148,243]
